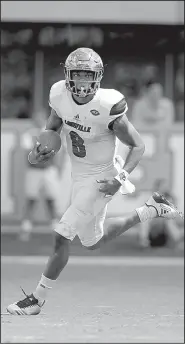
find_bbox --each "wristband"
[115,170,135,194]
[114,169,129,185]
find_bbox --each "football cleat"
[146,192,184,220]
[7,288,45,315]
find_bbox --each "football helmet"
[64,47,104,97]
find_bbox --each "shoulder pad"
[49,80,66,112]
[50,80,66,99]
[98,88,124,109]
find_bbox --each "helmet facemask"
[64,68,103,97]
[64,48,104,97]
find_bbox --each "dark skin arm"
[45,109,63,133]
[98,99,145,197]
[112,114,145,174]
[29,109,63,164]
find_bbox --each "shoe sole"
[7,306,41,315]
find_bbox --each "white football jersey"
[49,80,127,177]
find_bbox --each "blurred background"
[1,1,184,255]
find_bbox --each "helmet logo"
[90,109,100,116]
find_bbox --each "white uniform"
[49,80,127,246]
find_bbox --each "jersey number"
[69,131,86,158]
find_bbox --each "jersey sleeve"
[107,90,128,130]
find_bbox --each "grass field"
[1,256,184,343]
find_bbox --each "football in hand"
[37,130,62,153]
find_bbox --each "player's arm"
[29,109,63,164]
[112,114,145,175]
[45,108,63,133]
[98,97,145,197]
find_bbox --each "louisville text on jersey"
[65,120,91,133]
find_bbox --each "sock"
[33,274,56,303]
[136,204,157,223]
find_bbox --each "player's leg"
[6,181,89,315]
[36,177,99,293]
[28,198,79,309]
[7,195,96,315]
[95,211,140,248]
[7,231,71,315]
[7,210,75,315]
[86,192,184,250]
[32,232,70,302]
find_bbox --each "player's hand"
[97,178,121,198]
[28,141,55,164]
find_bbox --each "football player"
[7,48,184,315]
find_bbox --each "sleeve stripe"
[110,98,128,116]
